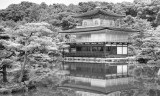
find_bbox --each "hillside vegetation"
[1,0,160,96]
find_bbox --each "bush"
[12,69,29,83]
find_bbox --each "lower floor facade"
[64,42,129,58]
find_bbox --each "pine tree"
[2,22,58,84]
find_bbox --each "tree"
[78,2,96,12]
[132,26,160,96]
[155,11,160,26]
[0,1,35,22]
[27,4,41,22]
[3,22,58,84]
[40,2,48,9]
[0,26,15,82]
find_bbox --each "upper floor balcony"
[76,18,121,28]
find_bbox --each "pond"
[1,87,76,96]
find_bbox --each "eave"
[72,9,125,18]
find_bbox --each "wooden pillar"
[69,44,71,52]
[122,43,123,55]
[62,48,64,70]
[69,63,71,77]
[127,43,129,56]
[122,65,123,77]
[115,42,117,56]
[90,63,93,78]
[103,63,106,79]
[127,63,129,77]
[90,43,92,57]
[104,42,106,57]
[116,42,118,78]
[111,42,112,56]
[110,43,113,79]
[127,43,129,76]
[110,68,112,79]
[104,63,106,79]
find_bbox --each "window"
[123,47,127,54]
[71,48,76,52]
[117,47,123,54]
[106,46,111,51]
[91,64,104,73]
[117,65,123,74]
[70,64,76,71]
[95,20,99,25]
[117,45,128,55]
[82,47,87,51]
[84,22,87,26]
[92,46,103,51]
[64,48,69,53]
[77,67,82,71]
[106,46,117,55]
[101,20,103,25]
[77,46,90,51]
[110,20,112,26]
[111,46,117,55]
[106,66,117,74]
[92,68,104,73]
[82,47,90,51]
[76,46,82,51]
[117,65,127,75]
[110,20,115,27]
[98,47,104,51]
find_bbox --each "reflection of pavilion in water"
[59,7,139,96]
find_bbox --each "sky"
[0,0,134,9]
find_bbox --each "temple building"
[59,8,139,96]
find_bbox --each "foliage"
[1,0,160,29]
[1,22,59,84]
[0,26,15,82]
[2,0,160,95]
[130,26,160,96]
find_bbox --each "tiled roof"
[59,26,140,33]
[72,9,125,18]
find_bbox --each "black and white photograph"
[0,0,159,96]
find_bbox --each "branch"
[152,50,158,61]
[0,49,15,59]
[0,71,4,74]
[5,51,15,58]
[27,32,34,39]
[150,50,159,82]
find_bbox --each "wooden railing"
[66,39,132,43]
[64,52,127,58]
[64,57,130,64]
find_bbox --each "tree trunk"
[2,65,8,82]
[19,52,27,83]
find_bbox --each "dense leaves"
[1,0,160,96]
[1,0,160,29]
